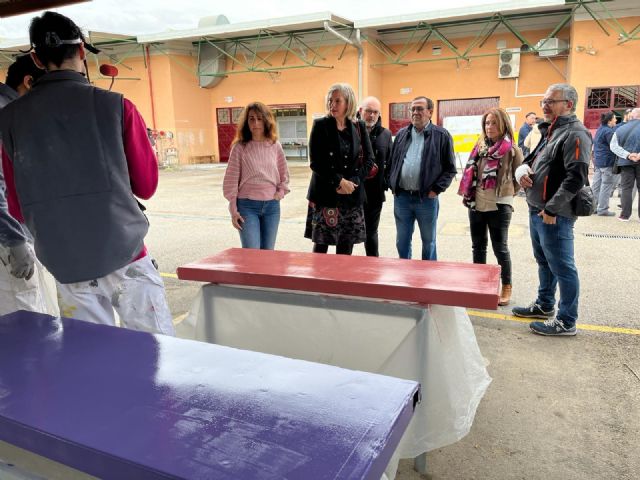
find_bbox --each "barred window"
[587,88,611,109]
[390,102,410,121]
[613,86,639,108]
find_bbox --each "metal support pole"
[324,22,363,102]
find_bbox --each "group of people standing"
[0,12,597,341]
[223,85,458,263]
[223,82,598,338]
[592,107,640,220]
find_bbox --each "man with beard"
[358,96,392,257]
[513,83,591,336]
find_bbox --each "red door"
[216,107,243,162]
[389,102,411,135]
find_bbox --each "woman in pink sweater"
[223,102,290,249]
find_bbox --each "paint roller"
[99,64,118,91]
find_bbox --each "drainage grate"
[582,232,640,240]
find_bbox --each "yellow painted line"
[155,278,640,336]
[467,310,640,336]
[173,312,188,325]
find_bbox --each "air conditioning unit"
[498,48,520,79]
[536,38,569,57]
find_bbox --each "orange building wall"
[207,46,360,153]
[4,15,638,165]
[375,28,569,129]
[168,54,216,162]
[569,15,640,119]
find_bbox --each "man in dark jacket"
[0,55,49,315]
[591,111,618,216]
[518,111,537,156]
[358,96,392,257]
[387,96,456,260]
[513,83,591,336]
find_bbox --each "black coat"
[364,118,392,205]
[307,116,374,208]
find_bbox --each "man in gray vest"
[0,11,174,335]
[609,107,640,221]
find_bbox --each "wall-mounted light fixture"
[575,42,597,55]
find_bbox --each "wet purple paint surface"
[0,311,419,479]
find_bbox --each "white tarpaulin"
[180,284,492,479]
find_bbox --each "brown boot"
[498,284,512,306]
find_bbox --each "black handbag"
[611,158,621,175]
[572,178,595,217]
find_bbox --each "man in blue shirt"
[386,96,456,260]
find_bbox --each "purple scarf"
[458,136,513,209]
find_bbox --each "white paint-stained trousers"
[0,243,59,317]
[57,255,175,336]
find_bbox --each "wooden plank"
[0,311,419,480]
[177,248,501,310]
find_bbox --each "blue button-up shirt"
[399,124,427,191]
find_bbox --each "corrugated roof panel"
[137,12,353,44]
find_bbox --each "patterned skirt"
[304,203,366,246]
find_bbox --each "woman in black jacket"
[304,83,374,255]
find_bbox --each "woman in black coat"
[304,83,374,255]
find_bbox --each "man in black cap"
[0,12,174,334]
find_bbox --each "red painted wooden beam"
[178,248,501,310]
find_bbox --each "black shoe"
[512,302,555,319]
[530,318,577,336]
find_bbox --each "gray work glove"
[8,242,35,280]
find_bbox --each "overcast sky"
[0,0,522,39]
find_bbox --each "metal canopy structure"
[355,0,640,68]
[137,12,357,79]
[0,30,140,82]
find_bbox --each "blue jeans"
[236,198,280,250]
[591,166,618,214]
[394,191,439,260]
[529,210,579,327]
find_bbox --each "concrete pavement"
[149,164,639,480]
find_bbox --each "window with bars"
[587,88,611,109]
[613,86,639,108]
[390,103,411,121]
[231,107,244,124]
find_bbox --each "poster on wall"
[443,114,517,155]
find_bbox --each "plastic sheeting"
[181,284,492,479]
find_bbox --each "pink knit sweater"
[222,140,290,215]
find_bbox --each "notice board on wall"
[443,114,517,155]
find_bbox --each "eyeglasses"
[364,109,380,115]
[410,106,427,112]
[540,99,568,107]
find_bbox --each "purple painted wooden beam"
[0,311,419,479]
